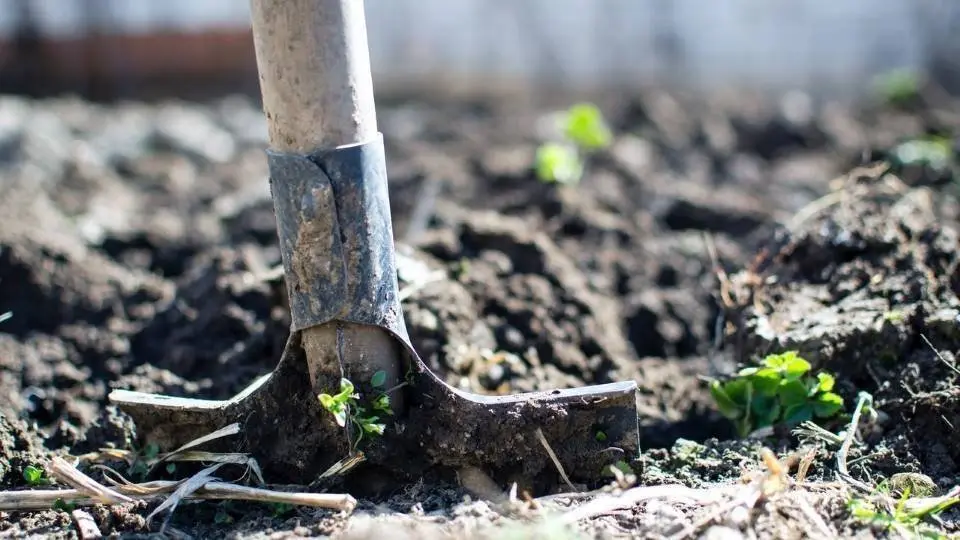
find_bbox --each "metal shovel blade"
[110,328,639,483]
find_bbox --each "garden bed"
[0,87,958,538]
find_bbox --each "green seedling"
[317,371,395,449]
[535,103,612,185]
[849,487,959,539]
[563,103,613,150]
[536,143,583,185]
[709,351,844,437]
[22,465,49,486]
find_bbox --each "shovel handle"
[250,0,378,151]
[249,0,403,420]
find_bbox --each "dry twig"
[535,428,576,492]
[49,457,133,506]
[0,480,356,513]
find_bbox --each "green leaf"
[813,392,844,418]
[318,393,337,411]
[165,463,176,474]
[535,143,583,185]
[361,422,385,435]
[370,370,387,388]
[778,379,810,407]
[337,378,356,400]
[781,354,811,379]
[595,431,607,442]
[563,103,612,150]
[751,395,781,428]
[737,367,759,377]
[23,465,43,485]
[761,351,811,379]
[331,407,347,427]
[723,378,750,404]
[816,372,835,393]
[709,380,743,420]
[372,394,393,415]
[749,368,782,396]
[144,443,160,460]
[783,403,814,425]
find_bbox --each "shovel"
[109,0,639,487]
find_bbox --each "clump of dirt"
[0,414,46,487]
[0,86,959,537]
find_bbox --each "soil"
[0,86,959,538]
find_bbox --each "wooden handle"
[250,0,378,152]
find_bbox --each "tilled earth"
[0,87,959,538]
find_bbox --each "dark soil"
[0,87,958,538]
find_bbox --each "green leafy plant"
[535,103,612,185]
[317,371,395,449]
[709,351,844,437]
[22,465,49,486]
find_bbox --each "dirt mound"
[728,166,960,481]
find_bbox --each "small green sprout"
[318,374,394,449]
[535,103,612,185]
[595,430,607,442]
[709,351,845,437]
[563,103,613,150]
[536,143,582,185]
[165,463,177,474]
[318,378,359,428]
[22,465,48,486]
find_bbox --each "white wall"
[1,0,957,97]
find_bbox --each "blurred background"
[1,0,959,102]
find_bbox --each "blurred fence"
[1,0,959,100]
